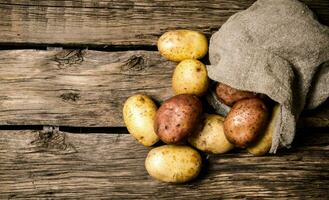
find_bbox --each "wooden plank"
[0,0,328,46]
[0,49,174,127]
[0,49,328,127]
[0,129,328,199]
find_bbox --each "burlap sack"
[207,0,329,153]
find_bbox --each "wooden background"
[0,0,328,199]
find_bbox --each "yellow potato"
[188,114,234,154]
[145,145,202,183]
[172,59,209,96]
[247,104,280,156]
[157,30,208,62]
[123,94,159,146]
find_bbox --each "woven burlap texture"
[207,0,329,153]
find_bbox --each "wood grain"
[0,49,174,126]
[0,0,328,47]
[0,129,328,199]
[0,49,327,127]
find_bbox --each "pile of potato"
[123,30,279,183]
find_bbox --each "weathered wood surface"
[0,49,174,126]
[0,0,328,46]
[0,49,328,127]
[0,129,328,199]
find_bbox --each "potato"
[188,114,234,154]
[123,94,159,146]
[215,82,257,106]
[224,98,269,147]
[172,59,209,96]
[157,30,208,62]
[247,104,280,156]
[154,94,203,144]
[145,145,202,183]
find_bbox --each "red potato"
[215,82,257,106]
[223,98,269,147]
[154,94,203,144]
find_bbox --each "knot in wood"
[31,126,77,154]
[54,49,85,69]
[60,92,80,102]
[121,55,147,72]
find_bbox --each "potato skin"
[172,59,209,96]
[247,104,280,156]
[145,145,202,183]
[157,30,208,62]
[188,114,234,154]
[123,94,159,146]
[215,82,256,106]
[154,94,203,144]
[224,98,269,147]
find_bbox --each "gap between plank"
[0,43,158,52]
[0,125,129,134]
